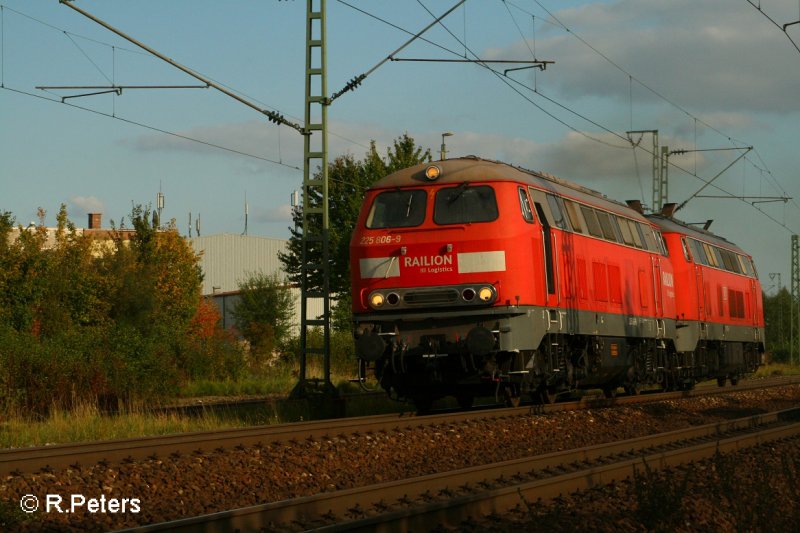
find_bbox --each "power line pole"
[291,0,334,398]
[792,235,799,366]
[625,130,659,212]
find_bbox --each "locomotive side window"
[680,237,692,262]
[546,194,570,230]
[580,206,603,238]
[703,243,719,267]
[689,239,708,265]
[628,219,644,248]
[739,255,755,277]
[563,199,584,233]
[366,189,427,229]
[434,184,499,225]
[518,187,534,223]
[712,247,726,270]
[640,224,660,252]
[608,215,625,243]
[657,232,669,256]
[749,258,759,279]
[719,249,734,271]
[595,211,618,242]
[723,250,742,274]
[618,216,635,246]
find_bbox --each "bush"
[280,327,356,377]
[0,205,245,415]
[232,271,295,365]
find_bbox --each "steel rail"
[2,376,796,477]
[114,407,800,532]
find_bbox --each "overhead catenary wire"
[411,0,628,149]
[502,0,797,231]
[329,0,466,103]
[4,1,372,153]
[59,0,305,134]
[2,0,373,188]
[341,0,792,216]
[744,0,800,55]
[4,1,797,228]
[2,85,301,172]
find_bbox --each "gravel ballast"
[2,384,798,531]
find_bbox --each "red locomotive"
[350,156,763,411]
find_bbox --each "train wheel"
[539,387,558,404]
[456,394,474,409]
[717,377,726,387]
[356,359,380,392]
[503,385,521,407]
[413,396,434,415]
[602,387,618,399]
[624,384,641,396]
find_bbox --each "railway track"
[118,406,800,532]
[2,376,797,477]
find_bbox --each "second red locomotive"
[350,156,763,411]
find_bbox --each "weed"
[633,457,691,532]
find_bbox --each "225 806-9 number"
[359,235,402,245]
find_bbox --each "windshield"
[434,184,498,225]
[366,189,427,229]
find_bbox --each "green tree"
[764,287,793,363]
[232,271,296,363]
[279,134,431,328]
[0,204,221,414]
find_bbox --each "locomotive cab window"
[366,189,427,229]
[518,187,534,223]
[434,184,498,225]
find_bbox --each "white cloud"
[487,0,800,114]
[254,204,293,223]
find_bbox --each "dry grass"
[0,402,245,450]
[754,361,800,378]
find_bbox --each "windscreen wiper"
[448,182,469,205]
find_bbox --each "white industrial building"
[190,233,323,333]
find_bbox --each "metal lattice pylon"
[291,0,334,398]
[789,235,800,362]
[655,144,668,213]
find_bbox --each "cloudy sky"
[2,0,798,287]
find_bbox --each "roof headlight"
[424,165,442,181]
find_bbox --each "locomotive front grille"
[403,288,460,305]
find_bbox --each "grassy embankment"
[0,361,362,449]
[3,362,797,450]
